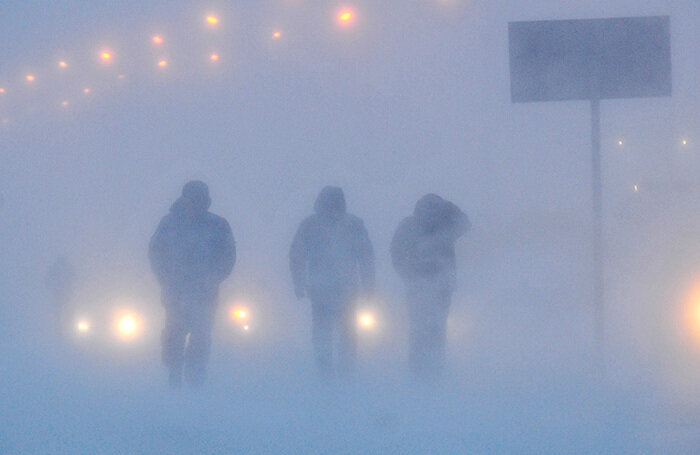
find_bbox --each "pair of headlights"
[226,304,379,333]
[74,312,141,341]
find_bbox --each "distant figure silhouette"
[391,194,470,377]
[149,181,235,387]
[290,186,375,379]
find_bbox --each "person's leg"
[408,298,430,377]
[162,303,187,387]
[414,289,451,377]
[184,304,216,387]
[336,301,357,377]
[431,292,451,375]
[311,300,334,380]
[408,279,453,379]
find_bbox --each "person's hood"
[169,197,189,214]
[170,180,211,217]
[314,186,346,217]
[414,193,445,232]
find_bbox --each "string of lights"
[0,4,692,188]
[0,8,359,123]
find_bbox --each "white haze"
[1,0,698,453]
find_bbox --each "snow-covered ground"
[3,221,698,454]
[2,323,697,454]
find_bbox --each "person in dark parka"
[391,194,470,377]
[149,181,235,387]
[290,186,375,379]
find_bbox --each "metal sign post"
[590,96,604,371]
[508,16,672,372]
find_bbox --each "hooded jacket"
[290,187,375,297]
[391,194,470,290]
[149,184,235,301]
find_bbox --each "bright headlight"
[686,288,700,347]
[76,319,91,334]
[357,311,376,330]
[115,313,142,340]
[230,308,248,321]
[228,302,253,332]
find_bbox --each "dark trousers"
[162,297,216,386]
[407,286,451,377]
[309,289,357,379]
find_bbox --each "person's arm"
[390,218,413,280]
[356,221,375,296]
[148,217,170,284]
[443,201,471,240]
[214,218,236,283]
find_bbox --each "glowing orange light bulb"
[100,50,114,64]
[158,59,168,68]
[152,35,163,45]
[26,74,35,82]
[272,31,282,40]
[209,53,220,62]
[337,7,356,27]
[59,61,68,69]
[206,15,219,26]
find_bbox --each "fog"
[1,1,698,453]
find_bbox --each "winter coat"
[149,198,235,303]
[290,187,375,298]
[391,194,470,293]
